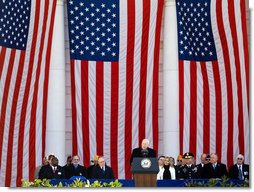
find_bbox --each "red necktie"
[53,167,56,173]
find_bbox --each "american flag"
[177,0,249,167]
[0,0,57,186]
[67,0,163,179]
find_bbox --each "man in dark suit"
[39,156,65,179]
[130,139,156,165]
[196,153,209,178]
[202,153,227,179]
[87,155,99,179]
[229,154,249,180]
[65,155,87,179]
[92,156,114,179]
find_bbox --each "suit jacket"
[87,165,95,179]
[92,165,114,179]
[229,164,249,180]
[65,164,87,179]
[39,164,66,179]
[130,147,156,165]
[202,162,228,179]
[196,163,205,178]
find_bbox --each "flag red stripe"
[179,60,184,155]
[29,0,50,181]
[152,0,164,153]
[228,1,245,156]
[5,52,25,187]
[42,0,57,160]
[0,47,6,78]
[70,60,78,155]
[240,0,249,111]
[138,0,150,145]
[81,60,90,167]
[200,62,210,154]
[189,61,197,156]
[110,61,119,178]
[212,61,222,160]
[124,0,135,179]
[96,61,104,156]
[216,0,234,167]
[0,50,16,170]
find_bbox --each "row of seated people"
[35,155,114,180]
[157,152,249,180]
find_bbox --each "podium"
[131,157,159,187]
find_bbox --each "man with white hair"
[229,154,249,180]
[130,139,156,165]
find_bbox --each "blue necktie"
[238,166,243,180]
[213,164,216,169]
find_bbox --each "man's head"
[177,155,183,166]
[72,155,80,166]
[98,156,106,168]
[66,155,72,165]
[236,154,244,165]
[200,153,207,164]
[51,157,59,167]
[158,156,165,166]
[210,153,218,164]
[47,154,55,165]
[141,139,149,149]
[183,152,194,165]
[93,155,99,165]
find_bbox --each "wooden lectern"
[131,157,159,187]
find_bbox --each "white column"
[162,0,179,158]
[46,0,66,165]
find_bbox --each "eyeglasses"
[177,160,182,162]
[237,158,243,160]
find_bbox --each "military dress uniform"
[179,152,198,179]
[180,164,198,179]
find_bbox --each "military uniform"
[179,152,198,179]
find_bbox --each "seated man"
[130,138,156,165]
[92,156,114,179]
[65,155,87,179]
[229,154,249,180]
[39,156,65,179]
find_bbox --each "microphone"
[141,149,149,157]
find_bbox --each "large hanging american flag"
[177,0,249,167]
[67,0,163,179]
[0,0,57,187]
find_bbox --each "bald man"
[130,139,157,165]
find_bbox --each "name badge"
[58,172,62,175]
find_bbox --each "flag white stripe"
[183,61,190,153]
[88,61,97,159]
[103,62,111,165]
[75,61,83,158]
[207,61,216,153]
[132,0,142,150]
[117,0,128,179]
[146,0,158,147]
[196,62,204,162]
